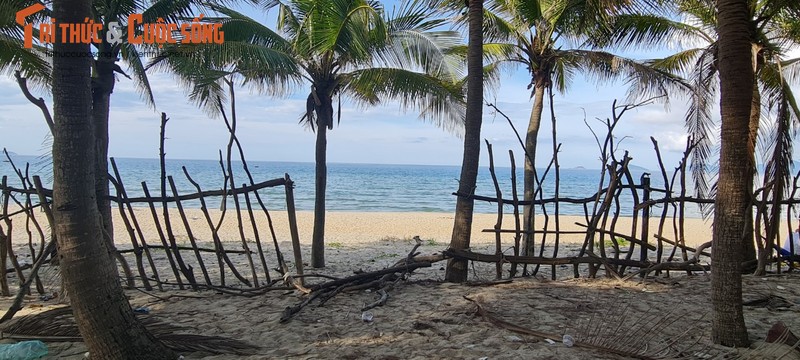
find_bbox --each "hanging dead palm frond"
[0,307,259,356]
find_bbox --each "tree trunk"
[522,84,546,256]
[445,0,483,283]
[51,1,175,357]
[92,54,115,248]
[311,94,333,268]
[740,84,761,270]
[711,0,753,347]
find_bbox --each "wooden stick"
[0,240,55,324]
[285,175,304,285]
[243,186,271,284]
[653,234,712,258]
[485,141,504,280]
[168,176,212,286]
[509,151,521,278]
[117,245,252,254]
[108,167,152,291]
[574,223,657,251]
[158,113,196,290]
[444,248,649,268]
[1,176,26,290]
[182,167,226,286]
[110,159,162,290]
[141,182,184,290]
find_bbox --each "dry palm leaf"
[0,306,258,355]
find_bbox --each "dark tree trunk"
[711,0,753,347]
[92,53,116,247]
[311,93,333,268]
[522,83,546,256]
[445,0,483,282]
[51,1,174,357]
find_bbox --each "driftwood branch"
[280,251,439,323]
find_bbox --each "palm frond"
[685,45,719,202]
[0,0,51,85]
[140,0,198,24]
[678,0,716,27]
[0,35,50,84]
[344,67,465,134]
[309,0,385,63]
[120,42,155,107]
[0,306,259,355]
[589,13,713,51]
[562,49,691,104]
[382,0,463,81]
[647,47,705,76]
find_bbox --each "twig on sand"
[361,289,389,311]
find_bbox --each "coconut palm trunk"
[741,85,762,269]
[92,53,116,247]
[446,0,483,283]
[523,82,546,256]
[51,1,174,356]
[711,0,753,347]
[311,91,334,268]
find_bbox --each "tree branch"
[14,71,54,135]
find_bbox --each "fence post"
[639,173,651,270]
[284,174,304,285]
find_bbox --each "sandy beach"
[5,207,717,247]
[2,209,799,359]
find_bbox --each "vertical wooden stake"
[284,174,304,285]
[486,141,503,279]
[640,173,651,270]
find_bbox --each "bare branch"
[14,71,53,135]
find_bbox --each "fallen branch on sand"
[279,241,445,323]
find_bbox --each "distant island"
[627,164,651,172]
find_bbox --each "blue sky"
[0,2,796,171]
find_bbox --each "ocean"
[0,154,703,217]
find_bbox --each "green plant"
[598,237,630,249]
[328,242,344,249]
[374,252,399,260]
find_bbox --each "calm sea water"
[0,154,703,217]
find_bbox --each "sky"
[0,2,797,172]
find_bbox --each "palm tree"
[602,0,800,267]
[465,0,682,256]
[445,0,483,283]
[150,0,465,268]
[711,0,753,347]
[51,0,174,356]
